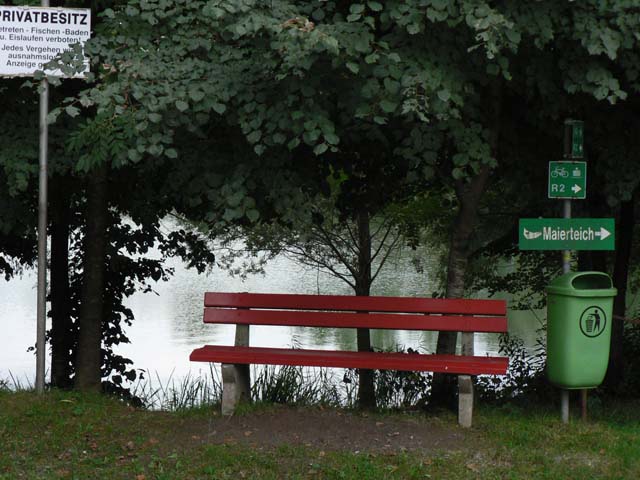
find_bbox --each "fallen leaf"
[244,431,253,437]
[466,463,480,472]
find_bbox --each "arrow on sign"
[595,227,611,241]
[571,184,582,194]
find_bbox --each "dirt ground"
[175,405,471,454]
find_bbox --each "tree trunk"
[50,178,73,389]
[355,207,376,408]
[430,166,492,406]
[75,164,109,392]
[605,195,635,390]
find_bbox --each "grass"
[129,366,223,411]
[475,402,640,479]
[128,365,356,411]
[1,389,639,479]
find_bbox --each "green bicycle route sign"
[548,161,587,199]
[519,218,615,251]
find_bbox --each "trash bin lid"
[546,271,618,298]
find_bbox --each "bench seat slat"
[204,292,506,316]
[204,308,507,333]
[190,345,509,376]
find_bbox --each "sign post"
[520,121,597,422]
[1,4,90,393]
[562,120,584,423]
[36,34,48,394]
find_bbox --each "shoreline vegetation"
[2,330,549,412]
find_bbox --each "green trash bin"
[546,271,617,389]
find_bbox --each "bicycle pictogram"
[550,166,569,178]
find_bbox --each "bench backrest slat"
[204,292,506,316]
[204,308,508,333]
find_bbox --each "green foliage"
[471,251,561,310]
[42,0,640,249]
[51,0,534,182]
[252,365,344,407]
[128,367,222,411]
[476,332,551,404]
[374,364,431,409]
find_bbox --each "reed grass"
[1,332,541,412]
[129,365,222,411]
[0,372,33,392]
[252,365,348,407]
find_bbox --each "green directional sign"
[548,161,587,199]
[564,119,584,158]
[568,120,585,158]
[519,218,615,251]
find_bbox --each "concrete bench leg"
[221,323,251,416]
[221,363,251,415]
[458,374,474,428]
[458,331,474,428]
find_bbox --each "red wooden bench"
[190,292,508,427]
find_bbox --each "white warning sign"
[0,6,91,78]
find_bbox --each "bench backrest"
[204,292,507,333]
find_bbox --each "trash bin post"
[561,200,571,423]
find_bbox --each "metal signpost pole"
[1,3,90,394]
[559,119,585,423]
[561,198,571,423]
[559,121,573,422]
[35,0,51,395]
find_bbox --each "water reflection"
[0,244,543,384]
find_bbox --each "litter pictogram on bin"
[579,306,606,338]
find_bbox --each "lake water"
[0,246,542,386]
